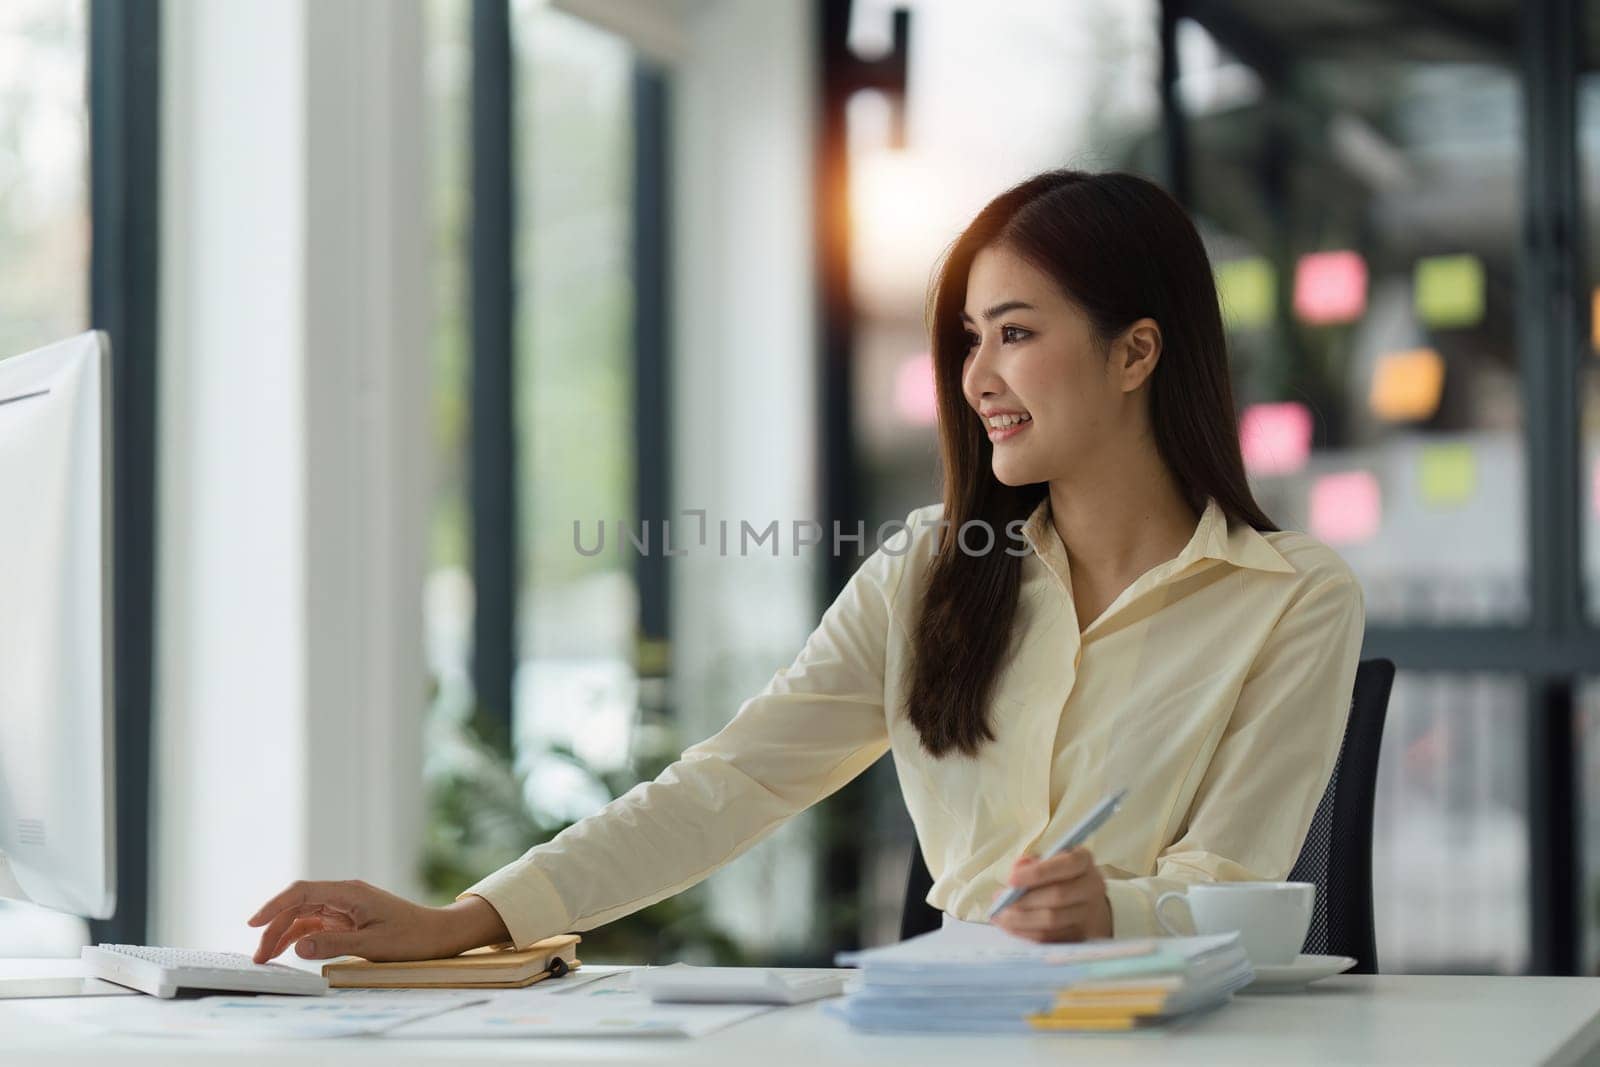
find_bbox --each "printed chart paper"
[386,980,777,1038]
[34,988,489,1040]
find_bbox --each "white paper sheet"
[544,963,633,994]
[36,988,490,1040]
[385,980,777,1038]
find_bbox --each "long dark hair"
[902,168,1278,760]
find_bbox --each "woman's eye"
[964,326,1030,353]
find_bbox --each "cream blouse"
[460,494,1367,946]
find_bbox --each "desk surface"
[4,959,1599,1067]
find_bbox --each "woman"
[249,168,1364,963]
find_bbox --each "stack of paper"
[826,921,1253,1034]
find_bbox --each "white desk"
[4,959,1599,1066]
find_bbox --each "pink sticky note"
[1294,250,1368,325]
[1310,470,1382,544]
[1239,401,1313,476]
[894,352,937,426]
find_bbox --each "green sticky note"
[1418,444,1476,507]
[1216,257,1274,330]
[1414,254,1485,329]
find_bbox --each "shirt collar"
[1020,493,1295,576]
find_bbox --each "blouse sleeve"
[1100,573,1366,938]
[456,511,919,949]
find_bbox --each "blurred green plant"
[420,698,748,966]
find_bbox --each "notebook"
[321,934,581,989]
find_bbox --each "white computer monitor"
[0,330,116,923]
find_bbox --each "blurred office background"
[2,0,1599,977]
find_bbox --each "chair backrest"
[899,657,1396,970]
[1286,656,1394,973]
[900,832,940,943]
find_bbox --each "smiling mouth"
[987,418,1032,442]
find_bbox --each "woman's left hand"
[990,846,1114,942]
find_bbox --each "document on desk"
[835,918,1175,986]
[385,979,777,1038]
[32,989,490,1040]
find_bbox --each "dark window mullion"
[1360,626,1600,677]
[814,0,866,958]
[1517,0,1583,977]
[87,0,160,949]
[1158,0,1190,208]
[632,59,672,699]
[469,0,518,754]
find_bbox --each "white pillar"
[155,0,428,951]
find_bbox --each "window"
[421,0,674,954]
[0,0,157,956]
[1373,672,1529,974]
[0,0,91,958]
[1176,2,1599,974]
[510,2,639,800]
[1182,24,1528,625]
[1577,1,1600,975]
[0,0,89,358]
[1581,677,1600,975]
[1580,4,1600,621]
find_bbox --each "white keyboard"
[82,944,330,999]
[634,965,849,1005]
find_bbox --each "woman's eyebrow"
[960,300,1036,323]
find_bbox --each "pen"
[985,787,1129,922]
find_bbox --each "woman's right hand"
[247,879,511,964]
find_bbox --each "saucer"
[1236,954,1357,993]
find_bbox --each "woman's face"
[960,242,1140,488]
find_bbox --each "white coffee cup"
[1153,881,1314,966]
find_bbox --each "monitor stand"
[0,850,138,998]
[0,976,138,999]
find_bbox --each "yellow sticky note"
[1591,287,1599,354]
[1370,347,1445,421]
[1415,254,1485,329]
[1418,444,1476,507]
[1216,257,1274,330]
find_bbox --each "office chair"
[899,657,1396,975]
[1285,656,1394,973]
